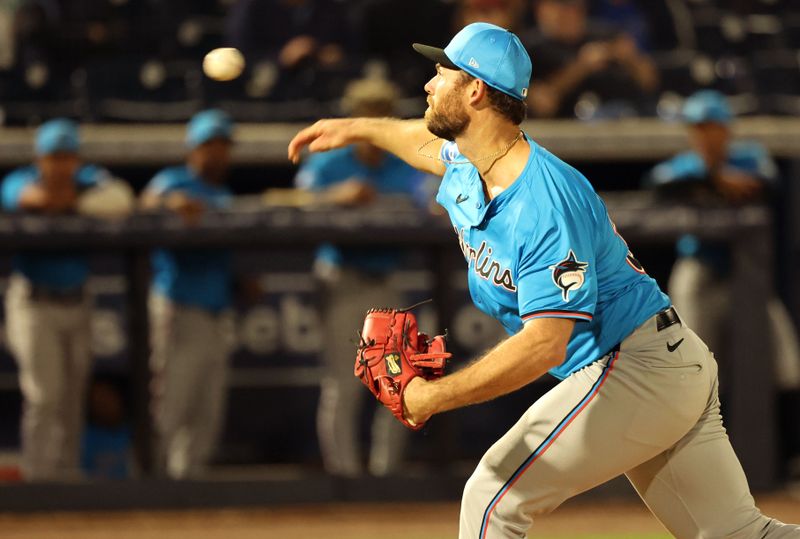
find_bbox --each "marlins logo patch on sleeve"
[550,250,588,301]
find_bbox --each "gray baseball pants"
[5,274,92,481]
[149,294,231,479]
[460,309,800,538]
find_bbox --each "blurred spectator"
[225,0,352,100]
[589,0,651,51]
[294,78,433,477]
[0,2,14,69]
[9,0,57,68]
[10,0,169,71]
[81,376,133,480]
[351,0,456,99]
[455,0,526,31]
[0,118,132,481]
[522,0,659,118]
[140,109,237,479]
[644,90,800,479]
[225,0,348,67]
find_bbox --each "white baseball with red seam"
[203,48,245,81]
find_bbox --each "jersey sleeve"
[752,147,778,183]
[644,153,707,188]
[1,168,37,211]
[143,169,180,196]
[215,188,234,209]
[294,153,338,191]
[730,142,778,183]
[76,164,113,188]
[516,208,598,323]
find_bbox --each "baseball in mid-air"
[203,47,245,81]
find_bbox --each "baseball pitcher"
[289,22,800,539]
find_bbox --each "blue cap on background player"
[186,109,233,149]
[35,118,79,155]
[412,22,532,101]
[682,90,732,125]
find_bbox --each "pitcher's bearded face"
[425,87,471,141]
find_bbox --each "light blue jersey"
[295,146,428,274]
[645,141,777,269]
[1,164,110,290]
[144,165,233,313]
[647,141,777,190]
[296,146,426,194]
[436,136,669,379]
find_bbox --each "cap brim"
[412,43,459,71]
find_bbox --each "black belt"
[607,306,680,355]
[655,306,681,332]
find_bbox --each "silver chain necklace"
[417,130,524,166]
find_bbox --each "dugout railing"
[0,196,779,494]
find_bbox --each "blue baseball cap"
[682,90,732,125]
[413,22,532,101]
[35,118,79,155]
[186,109,233,149]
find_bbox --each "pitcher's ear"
[467,78,488,106]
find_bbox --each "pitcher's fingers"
[308,134,335,153]
[287,124,321,163]
[287,133,308,163]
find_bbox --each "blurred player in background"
[289,22,800,538]
[645,89,800,481]
[140,109,236,479]
[1,118,132,481]
[455,0,526,32]
[295,78,433,477]
[224,0,351,101]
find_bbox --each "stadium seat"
[200,59,318,122]
[751,50,800,115]
[654,50,759,114]
[200,53,367,122]
[655,50,709,96]
[693,19,735,57]
[713,56,757,97]
[173,16,226,58]
[85,57,202,122]
[743,14,787,51]
[785,15,800,48]
[0,63,85,126]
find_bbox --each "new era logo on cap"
[412,22,532,101]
